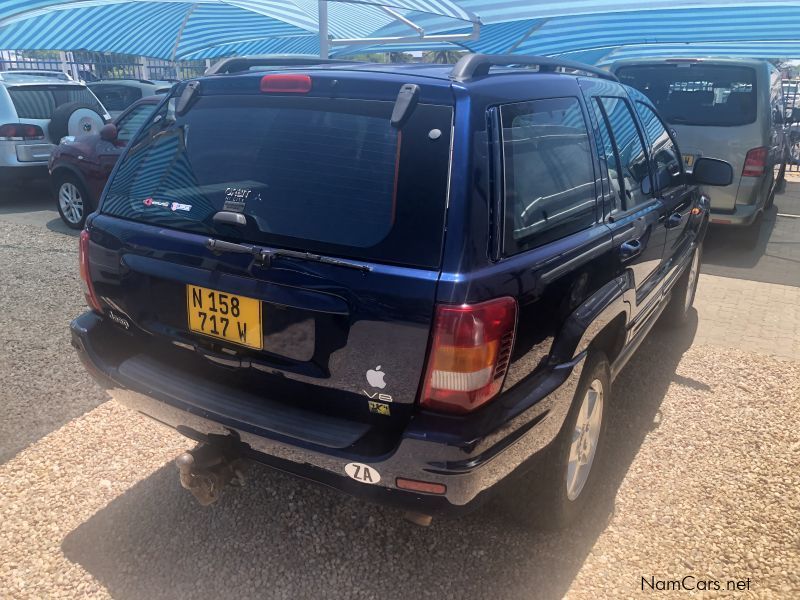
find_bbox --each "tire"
[774,159,787,197]
[662,244,702,326]
[500,352,611,530]
[744,211,763,249]
[48,102,105,143]
[54,171,92,229]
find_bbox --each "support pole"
[318,0,329,58]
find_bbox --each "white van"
[612,58,787,236]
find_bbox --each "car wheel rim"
[58,182,83,224]
[685,248,700,313]
[566,379,604,501]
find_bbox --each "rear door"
[582,81,668,332]
[92,84,453,427]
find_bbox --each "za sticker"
[344,462,380,484]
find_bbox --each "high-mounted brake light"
[742,147,767,177]
[260,74,312,94]
[420,297,517,414]
[79,230,102,313]
[0,123,45,141]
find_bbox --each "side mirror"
[691,157,733,187]
[100,123,118,142]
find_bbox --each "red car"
[49,95,161,228]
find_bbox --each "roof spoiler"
[205,55,361,75]
[450,54,619,83]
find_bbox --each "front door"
[633,100,697,262]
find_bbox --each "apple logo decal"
[366,365,387,389]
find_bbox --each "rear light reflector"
[260,74,312,94]
[742,147,767,177]
[420,297,517,414]
[0,123,45,141]
[396,478,447,495]
[79,230,102,313]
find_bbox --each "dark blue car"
[71,54,732,527]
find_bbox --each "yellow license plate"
[683,154,695,167]
[186,285,262,349]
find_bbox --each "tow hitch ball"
[175,443,245,506]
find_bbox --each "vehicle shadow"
[0,182,50,209]
[701,205,776,271]
[46,216,80,237]
[61,316,698,600]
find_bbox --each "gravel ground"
[0,221,107,463]
[1,213,799,599]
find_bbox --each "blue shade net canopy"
[2,1,800,63]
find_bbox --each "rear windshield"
[8,85,104,119]
[101,93,452,268]
[616,64,757,126]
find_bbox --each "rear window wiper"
[205,238,371,272]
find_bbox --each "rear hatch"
[7,83,106,146]
[89,72,453,430]
[616,62,761,210]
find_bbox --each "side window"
[93,85,141,112]
[116,104,156,142]
[635,102,685,193]
[500,97,597,254]
[591,96,651,211]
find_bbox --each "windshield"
[100,93,452,268]
[8,85,104,119]
[616,64,757,127]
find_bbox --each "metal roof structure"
[1,1,799,63]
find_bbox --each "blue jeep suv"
[71,54,732,527]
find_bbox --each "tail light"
[260,74,312,94]
[742,147,767,177]
[0,123,45,141]
[420,297,517,414]
[79,230,102,313]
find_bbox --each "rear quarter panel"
[439,75,621,399]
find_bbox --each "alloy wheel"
[58,181,84,225]
[566,379,604,501]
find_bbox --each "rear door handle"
[620,239,642,260]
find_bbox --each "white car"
[0,71,109,186]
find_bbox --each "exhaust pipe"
[175,442,245,506]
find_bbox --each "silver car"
[612,58,788,235]
[0,72,109,185]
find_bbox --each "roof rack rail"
[205,55,361,75]
[450,54,618,83]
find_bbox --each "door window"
[591,97,651,211]
[634,102,685,194]
[500,97,597,254]
[91,85,142,112]
[115,103,157,143]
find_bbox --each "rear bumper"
[709,203,760,226]
[707,175,765,226]
[71,311,584,515]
